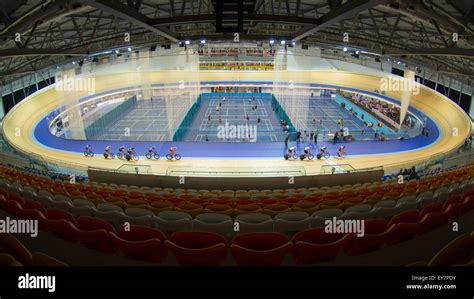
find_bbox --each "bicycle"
[117,151,126,160]
[146,151,160,160]
[103,152,115,159]
[299,147,314,160]
[317,147,330,159]
[126,154,139,161]
[284,147,299,160]
[166,153,181,160]
[84,151,94,157]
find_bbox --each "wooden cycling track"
[2,70,471,177]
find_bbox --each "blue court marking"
[32,81,441,158]
[180,93,285,142]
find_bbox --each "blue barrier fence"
[204,92,267,98]
[271,94,297,139]
[173,95,202,141]
[84,95,137,139]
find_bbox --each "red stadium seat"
[128,192,145,200]
[428,232,474,266]
[263,203,291,218]
[109,225,167,263]
[0,188,8,199]
[235,198,256,205]
[303,194,323,203]
[258,198,278,207]
[461,195,474,211]
[292,228,351,264]
[148,200,173,214]
[464,188,474,198]
[167,197,185,206]
[231,233,292,266]
[146,195,164,202]
[75,216,116,252]
[387,210,421,244]
[280,197,300,206]
[14,204,47,230]
[323,192,341,201]
[419,212,445,234]
[3,200,22,216]
[76,216,116,233]
[292,200,318,214]
[22,199,46,214]
[0,194,6,209]
[45,219,78,242]
[203,203,233,217]
[105,196,125,203]
[126,198,148,207]
[46,208,76,224]
[443,203,462,222]
[343,219,393,256]
[443,195,462,209]
[318,199,341,209]
[189,198,209,207]
[69,190,85,197]
[388,210,421,226]
[234,203,262,216]
[175,202,203,218]
[165,231,227,266]
[213,198,233,205]
[0,233,32,266]
[420,202,443,217]
[8,192,25,206]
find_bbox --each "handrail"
[0,136,469,178]
[382,146,463,172]
[165,166,307,177]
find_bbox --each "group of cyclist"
[84,145,180,161]
[284,145,346,160]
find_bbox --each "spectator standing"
[409,166,417,181]
[284,133,290,148]
[314,129,319,144]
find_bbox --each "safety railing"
[165,166,306,177]
[383,144,472,174]
[117,164,152,174]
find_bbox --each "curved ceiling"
[0,0,473,86]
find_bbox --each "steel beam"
[76,0,179,42]
[150,14,323,26]
[0,49,88,58]
[386,47,474,58]
[291,0,390,42]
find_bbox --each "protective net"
[48,49,201,142]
